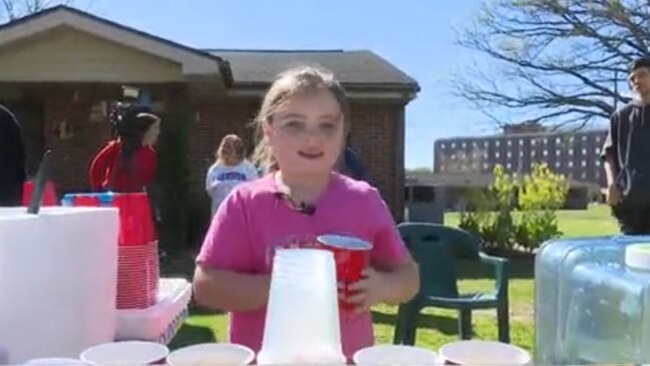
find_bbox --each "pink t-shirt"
[196,172,408,360]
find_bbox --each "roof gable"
[0,6,232,83]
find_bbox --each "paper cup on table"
[353,345,440,365]
[257,248,345,365]
[80,341,169,365]
[167,343,255,365]
[438,340,531,365]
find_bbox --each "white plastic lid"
[625,243,650,270]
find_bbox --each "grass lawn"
[168,204,619,353]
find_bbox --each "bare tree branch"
[0,0,76,22]
[453,0,648,129]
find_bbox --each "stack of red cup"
[112,193,159,309]
[62,192,160,309]
[116,241,159,309]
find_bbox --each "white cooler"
[116,278,192,344]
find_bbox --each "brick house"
[0,6,419,238]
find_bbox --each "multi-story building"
[433,129,608,187]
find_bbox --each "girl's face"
[264,90,345,177]
[142,120,161,147]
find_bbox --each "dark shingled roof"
[204,49,420,90]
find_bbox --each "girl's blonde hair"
[251,65,350,172]
[216,134,246,166]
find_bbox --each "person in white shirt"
[205,134,259,216]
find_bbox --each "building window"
[568,161,574,167]
[484,141,489,148]
[556,137,562,144]
[543,138,548,144]
[462,142,467,148]
[483,163,489,170]
[543,150,548,156]
[507,151,512,158]
[595,160,601,167]
[507,163,512,169]
[519,139,524,146]
[440,143,446,149]
[581,160,587,167]
[595,147,600,154]
[451,154,456,160]
[531,140,537,146]
[507,140,512,146]
[496,152,501,158]
[556,149,561,156]
[495,140,501,147]
[569,149,574,156]
[570,136,575,143]
[440,165,445,171]
[451,142,456,148]
[532,151,536,157]
[581,172,587,179]
[555,161,561,168]
[582,148,587,155]
[582,136,587,141]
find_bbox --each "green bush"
[459,163,568,252]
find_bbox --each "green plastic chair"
[392,223,510,345]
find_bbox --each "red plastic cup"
[22,180,58,206]
[316,234,373,310]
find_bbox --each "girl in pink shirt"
[193,66,420,361]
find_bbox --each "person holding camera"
[88,102,161,192]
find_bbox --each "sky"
[86,0,493,169]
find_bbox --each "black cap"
[629,57,650,73]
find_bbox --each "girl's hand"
[344,268,389,314]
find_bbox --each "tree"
[454,0,647,129]
[0,0,77,22]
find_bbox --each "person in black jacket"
[602,56,650,234]
[0,104,26,207]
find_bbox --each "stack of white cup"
[257,248,345,365]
